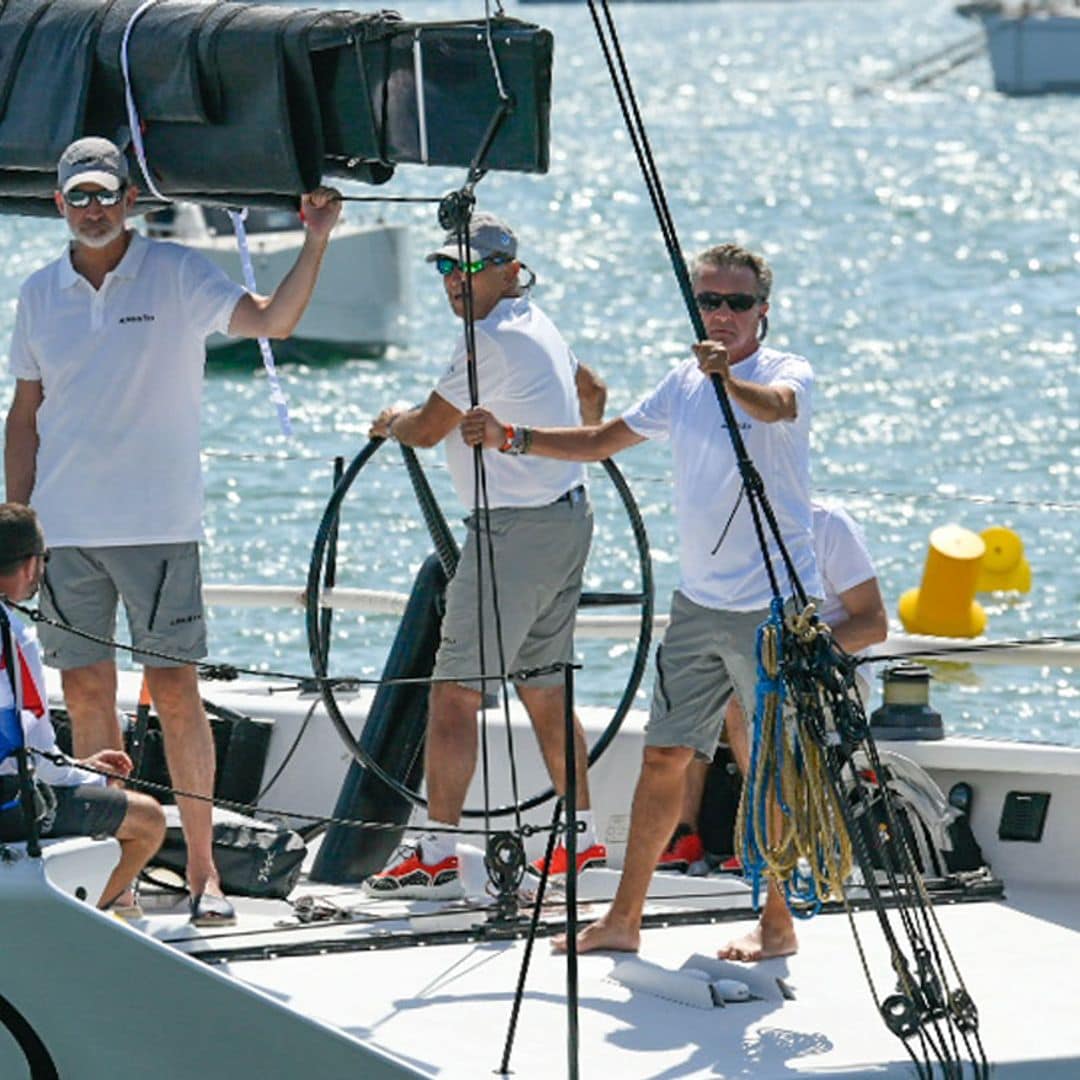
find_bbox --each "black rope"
[28,746,558,843]
[586,0,808,610]
[2,595,564,693]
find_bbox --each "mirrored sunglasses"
[694,291,761,313]
[64,187,125,209]
[435,254,511,276]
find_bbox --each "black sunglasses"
[64,186,125,209]
[435,254,512,276]
[5,549,48,565]
[694,291,762,313]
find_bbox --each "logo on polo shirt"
[119,313,156,324]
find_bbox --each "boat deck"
[135,870,1076,1078]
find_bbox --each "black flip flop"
[189,892,237,927]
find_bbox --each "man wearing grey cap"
[4,136,341,925]
[365,212,608,899]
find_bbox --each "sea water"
[0,0,1075,743]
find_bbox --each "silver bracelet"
[505,425,531,455]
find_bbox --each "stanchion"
[563,662,580,1080]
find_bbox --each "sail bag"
[0,0,553,214]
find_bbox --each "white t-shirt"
[0,606,100,789]
[9,232,246,547]
[813,502,877,628]
[434,296,587,509]
[623,347,821,611]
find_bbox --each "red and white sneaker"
[363,842,464,900]
[657,826,705,873]
[716,854,743,873]
[529,842,607,878]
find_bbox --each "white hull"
[145,205,410,357]
[3,666,1079,1078]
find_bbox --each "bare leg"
[62,661,122,756]
[144,665,222,899]
[717,696,798,961]
[425,680,482,826]
[515,684,591,810]
[679,757,709,829]
[98,793,167,909]
[554,744,694,954]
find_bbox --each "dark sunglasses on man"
[63,186,126,210]
[434,253,512,277]
[694,291,762,313]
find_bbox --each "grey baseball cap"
[57,137,129,195]
[426,212,518,263]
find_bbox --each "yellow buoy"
[975,525,1031,593]
[898,524,987,638]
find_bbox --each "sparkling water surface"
[1,0,1076,742]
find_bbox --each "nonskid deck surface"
[127,872,1079,1078]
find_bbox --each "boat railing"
[201,583,1079,668]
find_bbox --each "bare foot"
[552,913,640,955]
[717,919,798,962]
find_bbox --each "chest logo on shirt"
[119,313,156,324]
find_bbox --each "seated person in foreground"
[0,503,165,915]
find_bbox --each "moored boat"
[144,204,410,360]
[958,1,1080,93]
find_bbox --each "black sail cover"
[0,0,553,214]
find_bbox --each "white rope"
[120,0,169,202]
[227,210,294,437]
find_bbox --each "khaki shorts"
[646,591,820,761]
[39,543,207,669]
[433,490,592,695]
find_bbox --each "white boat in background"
[958,1,1080,93]
[144,204,410,361]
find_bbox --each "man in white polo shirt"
[461,242,823,953]
[365,212,608,899]
[3,136,340,925]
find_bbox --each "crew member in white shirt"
[366,213,608,899]
[665,500,888,960]
[461,242,823,954]
[4,137,341,925]
[0,503,164,913]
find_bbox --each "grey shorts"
[39,543,207,670]
[433,490,592,695]
[645,591,781,760]
[0,778,128,843]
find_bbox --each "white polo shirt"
[434,296,587,509]
[622,347,821,611]
[813,502,877,628]
[8,232,245,547]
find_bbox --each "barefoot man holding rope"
[462,242,822,959]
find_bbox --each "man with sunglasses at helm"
[4,136,341,926]
[367,211,608,899]
[461,242,822,959]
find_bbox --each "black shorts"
[0,777,127,843]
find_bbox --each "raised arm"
[226,188,342,341]
[693,341,797,423]
[5,379,43,503]
[460,408,644,462]
[575,362,607,426]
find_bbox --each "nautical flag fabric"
[0,605,98,789]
